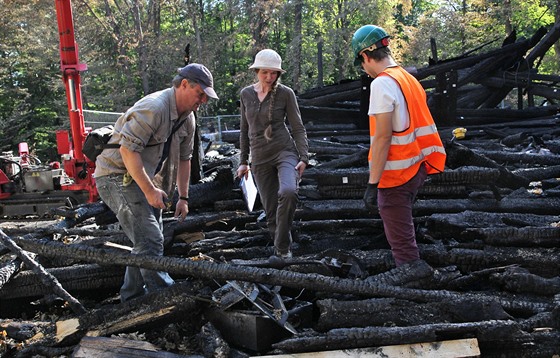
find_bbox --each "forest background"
[1,0,559,160]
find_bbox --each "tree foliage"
[0,0,558,158]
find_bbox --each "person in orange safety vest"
[352,24,446,267]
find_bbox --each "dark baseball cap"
[177,63,218,99]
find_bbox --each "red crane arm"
[55,0,87,160]
[54,0,99,203]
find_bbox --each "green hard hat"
[352,25,390,65]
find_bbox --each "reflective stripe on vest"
[370,67,446,188]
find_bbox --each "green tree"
[0,0,65,160]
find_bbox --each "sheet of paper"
[240,171,259,212]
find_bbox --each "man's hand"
[146,188,168,209]
[363,183,378,212]
[174,199,189,221]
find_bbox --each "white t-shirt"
[368,71,410,132]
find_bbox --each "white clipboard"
[240,171,259,212]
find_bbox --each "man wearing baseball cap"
[95,63,218,302]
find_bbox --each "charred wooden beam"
[526,20,560,68]
[299,106,360,124]
[298,88,360,107]
[477,26,549,109]
[440,264,519,291]
[420,245,560,278]
[463,226,560,247]
[0,230,86,315]
[423,211,559,244]
[50,201,110,223]
[454,106,559,123]
[453,85,495,110]
[304,149,368,170]
[315,297,512,332]
[0,255,22,290]
[489,267,560,295]
[0,264,124,300]
[415,37,539,80]
[444,141,531,188]
[11,345,74,358]
[186,166,235,209]
[293,218,383,232]
[296,196,560,219]
[479,74,560,102]
[12,237,554,316]
[366,259,434,286]
[297,80,361,100]
[471,149,560,167]
[166,210,254,236]
[272,320,523,353]
[427,166,501,184]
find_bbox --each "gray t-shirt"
[94,87,195,179]
[239,83,308,166]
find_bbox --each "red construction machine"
[0,0,97,217]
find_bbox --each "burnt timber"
[299,20,560,129]
[1,24,560,358]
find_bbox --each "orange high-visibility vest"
[369,66,446,188]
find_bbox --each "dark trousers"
[378,164,427,266]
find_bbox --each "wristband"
[179,196,189,201]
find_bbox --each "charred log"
[186,166,235,209]
[11,238,554,317]
[272,320,523,353]
[513,165,560,181]
[305,149,368,170]
[13,345,74,358]
[471,150,560,167]
[420,245,560,278]
[365,259,434,286]
[315,297,512,331]
[0,264,124,300]
[0,230,86,315]
[444,141,531,188]
[463,226,560,247]
[0,256,22,290]
[489,266,560,295]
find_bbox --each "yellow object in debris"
[123,172,134,186]
[452,127,467,140]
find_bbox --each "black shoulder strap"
[155,118,187,173]
[171,117,186,135]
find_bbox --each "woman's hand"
[237,164,249,179]
[295,161,307,179]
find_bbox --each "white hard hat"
[249,49,286,73]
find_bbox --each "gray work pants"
[96,174,175,302]
[251,150,300,254]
